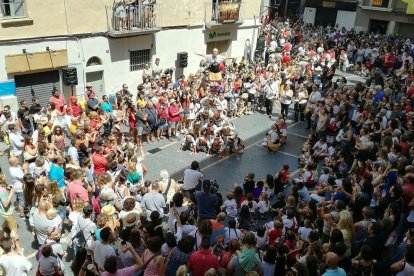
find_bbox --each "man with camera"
[196,180,218,221]
[182,161,203,202]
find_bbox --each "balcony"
[105,4,161,38]
[204,1,244,28]
[360,0,393,11]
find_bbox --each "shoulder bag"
[136,250,159,276]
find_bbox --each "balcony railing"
[360,0,393,11]
[105,3,161,37]
[205,1,244,26]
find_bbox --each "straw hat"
[101,205,115,216]
[123,212,140,228]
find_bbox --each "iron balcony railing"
[205,0,243,25]
[106,3,161,33]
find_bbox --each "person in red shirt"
[402,173,414,214]
[267,219,283,246]
[69,96,82,118]
[67,169,89,206]
[49,89,66,113]
[210,212,226,231]
[188,236,219,276]
[167,99,181,140]
[282,52,291,64]
[92,146,108,175]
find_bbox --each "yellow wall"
[0,0,260,40]
[0,0,112,40]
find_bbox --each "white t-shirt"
[8,132,23,156]
[182,169,203,190]
[241,200,258,212]
[9,166,24,192]
[89,240,117,271]
[222,199,238,218]
[224,227,242,244]
[298,226,312,242]
[257,200,270,214]
[67,146,79,165]
[0,254,32,276]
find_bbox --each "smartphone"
[121,241,126,245]
[86,254,92,262]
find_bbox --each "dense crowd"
[0,15,414,276]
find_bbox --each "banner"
[401,0,414,14]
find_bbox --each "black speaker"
[177,52,188,68]
[62,67,78,86]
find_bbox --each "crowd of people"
[0,14,414,276]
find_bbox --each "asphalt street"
[0,71,365,275]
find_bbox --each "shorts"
[15,191,25,208]
[137,126,144,136]
[158,122,167,130]
[181,109,189,115]
[168,121,177,128]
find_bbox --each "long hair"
[23,173,35,206]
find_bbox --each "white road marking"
[286,131,308,139]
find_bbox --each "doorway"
[85,71,105,99]
[206,40,230,57]
[370,19,388,34]
[315,8,337,27]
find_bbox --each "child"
[241,194,258,215]
[46,209,63,231]
[277,118,287,144]
[222,192,238,218]
[37,244,62,276]
[267,220,283,246]
[257,193,270,220]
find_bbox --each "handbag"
[136,251,158,276]
[24,151,38,162]
[71,216,93,248]
[158,118,166,125]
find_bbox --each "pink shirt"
[168,104,180,122]
[67,181,89,205]
[93,152,107,175]
[49,96,66,112]
[101,266,135,276]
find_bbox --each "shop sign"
[208,31,231,40]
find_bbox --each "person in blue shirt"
[100,95,113,114]
[323,252,346,276]
[373,85,384,106]
[49,156,65,188]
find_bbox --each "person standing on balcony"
[115,0,127,31]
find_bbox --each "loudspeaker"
[177,52,188,68]
[62,67,78,86]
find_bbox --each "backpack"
[36,241,56,261]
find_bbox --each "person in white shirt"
[224,218,242,244]
[298,219,313,242]
[0,237,32,276]
[67,140,79,165]
[8,157,28,218]
[7,124,24,160]
[182,161,203,201]
[89,227,116,272]
[221,192,238,218]
[306,85,322,129]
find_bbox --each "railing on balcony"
[205,1,243,25]
[105,3,161,35]
[360,0,393,10]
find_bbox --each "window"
[86,56,103,67]
[130,49,151,71]
[1,0,25,18]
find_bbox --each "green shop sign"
[208,31,231,40]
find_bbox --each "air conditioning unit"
[0,95,19,111]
